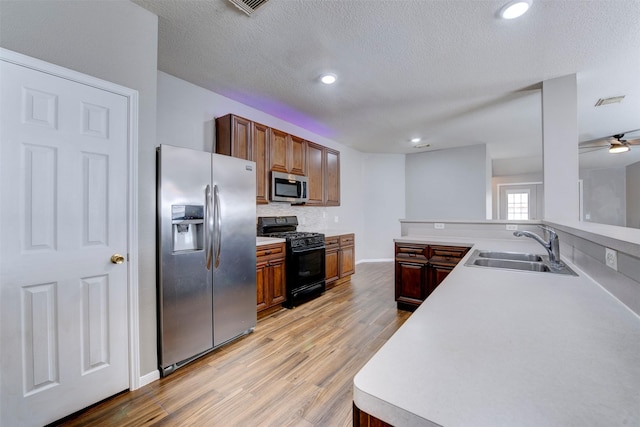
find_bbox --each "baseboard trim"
[356,258,393,264]
[138,370,160,388]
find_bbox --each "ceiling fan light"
[414,142,431,149]
[609,144,630,154]
[500,0,532,19]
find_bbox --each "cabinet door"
[339,245,355,278]
[256,259,269,312]
[253,122,270,204]
[325,247,339,287]
[232,115,252,160]
[270,258,286,305]
[395,261,428,308]
[289,135,307,176]
[431,264,453,288]
[325,148,340,206]
[215,114,251,159]
[306,142,324,205]
[269,128,288,173]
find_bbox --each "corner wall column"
[542,74,579,222]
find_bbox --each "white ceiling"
[133,0,640,166]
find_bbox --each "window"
[506,191,529,220]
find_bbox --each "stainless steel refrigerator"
[157,144,256,376]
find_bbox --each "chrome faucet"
[513,225,562,268]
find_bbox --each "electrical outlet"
[434,223,445,229]
[506,224,518,231]
[605,248,618,271]
[334,216,339,223]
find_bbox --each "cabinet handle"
[265,250,272,255]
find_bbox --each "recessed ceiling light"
[499,0,532,19]
[320,74,337,85]
[411,137,421,143]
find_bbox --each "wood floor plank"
[56,262,410,426]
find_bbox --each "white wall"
[405,144,490,220]
[0,1,160,378]
[627,161,640,229]
[361,154,406,260]
[580,167,626,227]
[157,72,372,259]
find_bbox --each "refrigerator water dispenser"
[171,205,204,252]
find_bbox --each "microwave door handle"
[205,184,213,270]
[214,184,221,269]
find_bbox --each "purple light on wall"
[219,89,337,139]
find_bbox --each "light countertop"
[256,236,285,246]
[321,230,354,238]
[354,236,640,426]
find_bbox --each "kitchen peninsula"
[354,234,640,426]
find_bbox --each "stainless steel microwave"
[271,171,308,204]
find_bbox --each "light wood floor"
[57,262,410,426]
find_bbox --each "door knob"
[111,254,125,264]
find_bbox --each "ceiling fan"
[579,130,640,154]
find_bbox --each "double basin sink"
[465,250,577,276]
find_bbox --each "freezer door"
[157,145,213,370]
[212,153,257,346]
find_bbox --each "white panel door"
[0,60,130,426]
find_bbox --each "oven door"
[287,245,326,289]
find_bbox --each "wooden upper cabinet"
[252,122,270,204]
[216,113,340,206]
[269,130,306,176]
[216,114,270,205]
[325,148,340,206]
[215,114,252,160]
[306,143,340,206]
[289,135,307,176]
[306,142,325,206]
[269,128,289,173]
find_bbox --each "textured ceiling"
[133,0,640,168]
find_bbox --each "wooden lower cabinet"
[395,260,429,311]
[325,233,355,289]
[395,242,469,311]
[256,242,286,313]
[353,403,393,427]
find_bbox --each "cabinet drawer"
[339,234,354,246]
[325,236,340,249]
[395,243,429,261]
[257,243,285,259]
[429,245,469,260]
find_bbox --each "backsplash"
[548,223,640,317]
[257,203,334,231]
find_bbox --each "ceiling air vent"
[594,96,625,106]
[228,0,269,16]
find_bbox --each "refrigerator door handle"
[205,184,214,270]
[214,184,222,269]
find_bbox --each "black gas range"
[257,216,325,308]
